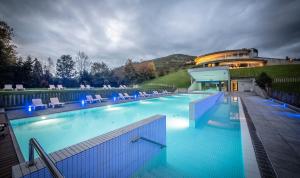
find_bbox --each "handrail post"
[28,139,35,166]
[27,138,64,178]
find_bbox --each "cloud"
[0,0,299,67]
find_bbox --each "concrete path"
[237,92,300,178]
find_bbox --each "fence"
[267,89,300,107]
[272,77,300,83]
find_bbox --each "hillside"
[142,64,300,89]
[151,54,195,76]
[142,69,190,88]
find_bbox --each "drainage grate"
[241,99,277,178]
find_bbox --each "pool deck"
[3,92,300,178]
[0,109,19,178]
[236,92,300,178]
[6,95,169,120]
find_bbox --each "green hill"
[142,69,190,88]
[151,54,195,76]
[141,64,300,89]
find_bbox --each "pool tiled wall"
[12,115,166,178]
[189,92,224,125]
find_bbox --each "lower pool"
[10,94,247,177]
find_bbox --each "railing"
[28,138,64,178]
[131,136,166,148]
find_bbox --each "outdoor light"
[283,103,287,108]
[113,97,116,102]
[28,105,32,112]
[134,95,137,99]
[81,100,85,106]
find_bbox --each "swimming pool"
[11,94,251,177]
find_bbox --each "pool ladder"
[28,138,64,178]
[131,136,166,148]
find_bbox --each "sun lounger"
[57,84,64,90]
[48,85,56,90]
[3,84,13,90]
[118,93,126,100]
[139,92,146,97]
[119,85,124,89]
[80,84,85,90]
[103,85,108,89]
[32,99,47,110]
[86,95,100,103]
[108,85,112,89]
[15,84,25,90]
[143,92,151,97]
[86,85,92,89]
[95,95,108,101]
[124,93,134,99]
[49,97,64,108]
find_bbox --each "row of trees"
[0,20,156,88]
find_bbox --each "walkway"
[0,109,19,178]
[237,92,300,178]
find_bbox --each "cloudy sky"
[0,0,299,67]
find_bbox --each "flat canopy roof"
[188,67,229,81]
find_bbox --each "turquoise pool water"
[11,94,244,177]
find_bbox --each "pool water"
[11,94,244,177]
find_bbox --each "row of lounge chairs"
[3,84,131,91]
[3,84,25,91]
[49,84,64,90]
[29,90,172,111]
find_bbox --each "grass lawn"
[230,64,300,78]
[142,69,190,88]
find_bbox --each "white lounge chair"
[122,85,128,88]
[108,85,112,89]
[57,85,64,90]
[32,99,47,110]
[3,84,13,90]
[15,84,25,90]
[139,92,146,97]
[124,93,134,99]
[103,85,108,89]
[86,85,92,89]
[143,92,151,97]
[80,85,85,90]
[49,97,64,108]
[118,93,126,100]
[48,85,56,90]
[86,95,100,103]
[95,95,108,101]
[119,85,124,89]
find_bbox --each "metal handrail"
[131,136,166,148]
[28,138,64,178]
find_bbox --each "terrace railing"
[28,138,64,178]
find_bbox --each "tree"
[76,51,90,74]
[124,59,138,84]
[0,21,17,86]
[56,55,76,85]
[32,58,43,87]
[91,62,112,86]
[256,72,272,90]
[135,61,156,82]
[0,20,16,66]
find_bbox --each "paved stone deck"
[236,92,300,178]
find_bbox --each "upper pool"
[10,94,246,177]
